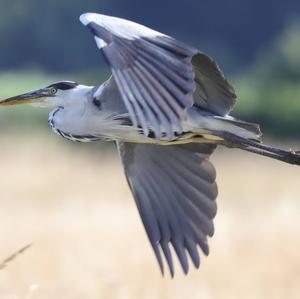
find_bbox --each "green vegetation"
[1,0,298,73]
[234,20,300,138]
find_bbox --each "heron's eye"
[50,88,57,95]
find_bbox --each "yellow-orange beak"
[0,88,53,106]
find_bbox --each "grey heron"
[1,13,300,276]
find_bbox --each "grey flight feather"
[80,13,237,140]
[117,142,218,276]
[192,53,237,115]
[80,13,198,140]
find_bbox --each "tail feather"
[213,116,262,142]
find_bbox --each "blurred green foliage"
[235,20,300,138]
[1,0,300,73]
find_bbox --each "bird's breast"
[48,107,105,142]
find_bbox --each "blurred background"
[0,1,300,298]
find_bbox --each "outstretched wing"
[118,142,218,276]
[80,13,198,140]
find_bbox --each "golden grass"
[0,133,300,299]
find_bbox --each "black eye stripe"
[47,81,78,90]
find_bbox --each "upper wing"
[192,53,237,115]
[118,142,218,276]
[80,13,198,140]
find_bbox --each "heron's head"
[0,81,91,108]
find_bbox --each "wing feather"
[192,53,237,115]
[80,13,197,139]
[118,142,218,275]
[80,13,237,137]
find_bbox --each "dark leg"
[215,131,300,166]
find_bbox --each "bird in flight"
[1,13,299,276]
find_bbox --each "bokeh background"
[0,1,300,298]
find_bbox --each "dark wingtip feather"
[185,239,200,268]
[161,242,175,277]
[152,243,164,275]
[199,242,210,256]
[172,241,189,274]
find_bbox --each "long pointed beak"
[0,89,51,106]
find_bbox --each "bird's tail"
[217,131,300,166]
[192,115,300,165]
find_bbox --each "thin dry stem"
[0,243,32,271]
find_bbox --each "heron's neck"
[48,103,98,142]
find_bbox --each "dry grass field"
[0,133,300,299]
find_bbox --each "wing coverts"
[80,13,198,140]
